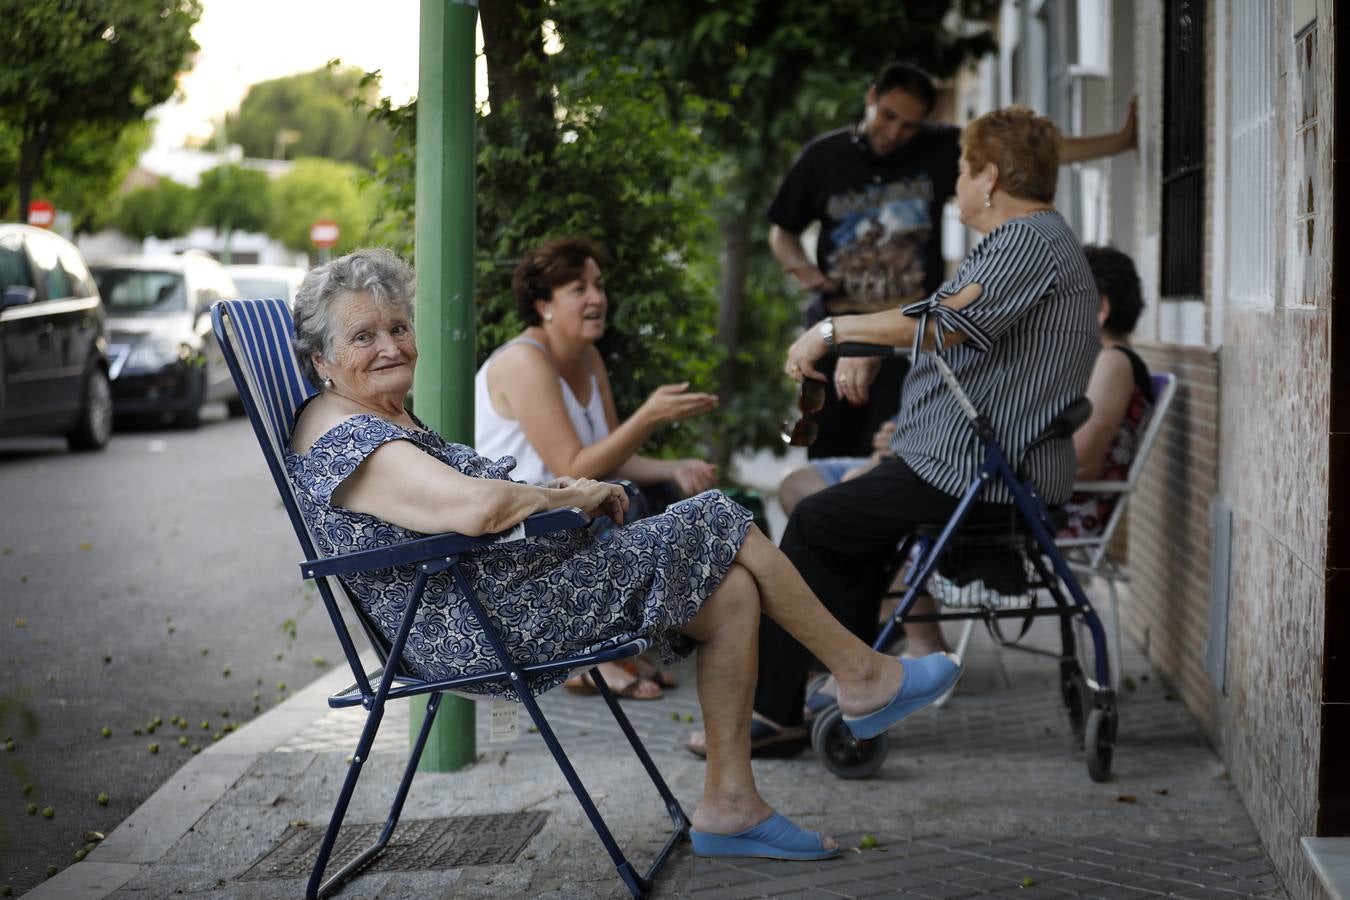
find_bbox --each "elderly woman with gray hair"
[283,247,962,862]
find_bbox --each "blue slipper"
[690,812,839,860]
[842,652,963,740]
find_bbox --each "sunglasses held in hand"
[781,379,826,447]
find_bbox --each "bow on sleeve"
[901,294,993,358]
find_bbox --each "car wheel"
[67,366,113,451]
[175,370,205,430]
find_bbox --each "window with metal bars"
[1160,0,1205,297]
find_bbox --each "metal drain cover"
[239,812,550,880]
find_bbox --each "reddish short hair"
[961,106,1062,204]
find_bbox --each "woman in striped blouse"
[749,106,1103,750]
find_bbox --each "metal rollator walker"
[809,331,1118,784]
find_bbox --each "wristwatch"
[818,317,835,348]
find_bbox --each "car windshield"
[93,268,187,314]
[231,277,290,301]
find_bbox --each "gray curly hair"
[291,247,416,389]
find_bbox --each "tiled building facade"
[957,2,1344,896]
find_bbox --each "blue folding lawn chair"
[210,298,688,900]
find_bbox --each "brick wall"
[1124,343,1220,731]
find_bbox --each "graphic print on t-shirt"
[824,176,934,312]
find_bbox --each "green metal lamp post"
[409,0,478,771]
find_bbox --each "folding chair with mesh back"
[1056,371,1178,690]
[210,298,688,900]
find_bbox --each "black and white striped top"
[890,210,1099,505]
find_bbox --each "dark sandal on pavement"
[684,717,809,759]
[564,669,663,700]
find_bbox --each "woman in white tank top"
[475,237,721,697]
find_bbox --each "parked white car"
[226,263,307,305]
[90,251,243,428]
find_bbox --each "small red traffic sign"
[309,219,340,248]
[28,199,55,228]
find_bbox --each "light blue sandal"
[690,812,839,860]
[842,652,963,740]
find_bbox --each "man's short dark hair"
[873,61,937,112]
[1083,244,1145,337]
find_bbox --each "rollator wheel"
[811,706,889,780]
[1084,708,1116,782]
[1064,675,1091,749]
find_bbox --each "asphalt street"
[0,407,342,895]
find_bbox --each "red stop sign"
[28,199,55,229]
[309,219,340,248]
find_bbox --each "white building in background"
[76,146,308,268]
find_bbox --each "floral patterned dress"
[285,413,751,699]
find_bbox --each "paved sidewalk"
[26,595,1286,899]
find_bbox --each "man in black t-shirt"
[769,61,1137,461]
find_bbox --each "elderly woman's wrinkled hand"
[568,477,630,525]
[784,326,831,383]
[672,459,718,497]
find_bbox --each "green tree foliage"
[0,0,202,223]
[267,158,381,257]
[216,66,394,167]
[547,0,996,455]
[111,177,197,242]
[0,119,151,230]
[196,164,271,235]
[366,56,723,457]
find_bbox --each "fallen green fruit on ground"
[152,716,162,726]
[45,866,56,878]
[276,682,286,692]
[73,849,86,861]
[4,739,13,751]
[26,804,37,815]
[22,783,33,796]
[41,806,53,818]
[670,711,680,721]
[191,746,201,755]
[97,792,109,806]
[148,743,159,754]
[222,668,231,677]
[682,713,694,723]
[179,737,188,747]
[201,720,210,729]
[859,834,878,850]
[100,727,111,738]
[1019,876,1036,888]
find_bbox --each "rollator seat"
[908,398,1087,598]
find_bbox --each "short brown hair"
[961,106,1062,204]
[512,236,605,325]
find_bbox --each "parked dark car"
[0,224,112,450]
[90,252,243,428]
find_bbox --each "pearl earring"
[543,313,554,322]
[983,192,992,209]
[323,377,333,389]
